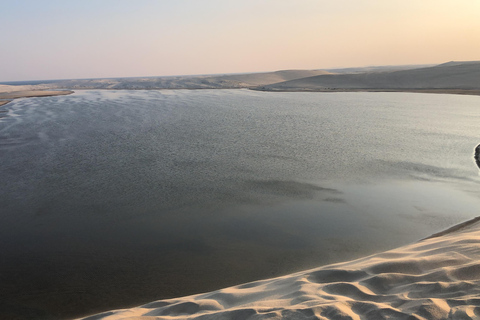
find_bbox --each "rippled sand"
[82,217,480,320]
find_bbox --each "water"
[1,89,480,319]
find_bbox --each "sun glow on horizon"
[1,0,479,81]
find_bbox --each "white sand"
[80,217,480,320]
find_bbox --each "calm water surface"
[1,89,480,319]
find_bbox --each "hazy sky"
[1,0,479,81]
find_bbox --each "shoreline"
[80,215,480,320]
[250,87,480,96]
[423,215,480,240]
[0,90,74,106]
[1,87,479,101]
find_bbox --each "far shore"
[250,87,480,96]
[0,90,74,99]
[0,88,478,112]
[2,61,479,98]
[0,90,74,108]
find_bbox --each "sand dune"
[80,217,480,320]
[3,63,461,92]
[324,64,434,74]
[259,61,480,92]
[1,65,427,91]
[21,70,330,90]
[208,70,331,86]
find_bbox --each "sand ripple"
[80,218,480,320]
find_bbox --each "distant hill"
[3,62,478,93]
[23,70,331,90]
[207,70,331,86]
[257,61,480,92]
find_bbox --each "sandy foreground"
[79,216,480,320]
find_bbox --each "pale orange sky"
[1,0,479,81]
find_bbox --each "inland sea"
[1,89,480,319]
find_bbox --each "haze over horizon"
[1,0,480,82]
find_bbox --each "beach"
[0,85,73,108]
[81,216,480,320]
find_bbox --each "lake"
[1,89,479,319]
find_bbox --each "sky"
[1,0,480,82]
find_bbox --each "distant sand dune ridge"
[3,61,478,94]
[81,218,480,320]
[258,61,480,92]
[26,70,330,90]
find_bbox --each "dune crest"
[81,219,480,320]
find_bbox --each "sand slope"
[80,218,480,320]
[324,64,434,74]
[208,70,331,86]
[260,61,480,92]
